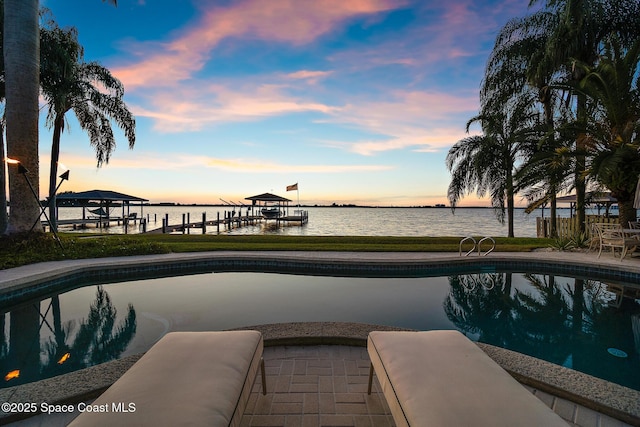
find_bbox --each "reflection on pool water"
[1,271,639,391]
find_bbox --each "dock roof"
[245,192,291,203]
[556,191,616,204]
[57,190,148,203]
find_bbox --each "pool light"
[58,352,71,364]
[5,370,20,381]
[607,348,628,358]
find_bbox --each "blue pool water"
[1,270,639,391]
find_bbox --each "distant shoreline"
[143,203,576,210]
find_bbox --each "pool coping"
[2,250,640,304]
[1,250,640,425]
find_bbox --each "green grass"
[0,232,553,270]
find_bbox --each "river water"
[56,205,586,238]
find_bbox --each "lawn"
[0,232,553,270]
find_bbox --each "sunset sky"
[38,0,535,206]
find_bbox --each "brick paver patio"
[242,345,395,427]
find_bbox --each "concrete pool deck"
[1,250,640,426]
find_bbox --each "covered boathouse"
[245,192,308,225]
[54,189,148,230]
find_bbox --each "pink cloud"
[285,70,333,84]
[112,0,403,89]
[132,82,339,133]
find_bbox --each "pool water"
[1,271,639,391]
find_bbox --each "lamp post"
[6,158,67,250]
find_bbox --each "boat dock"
[147,209,309,234]
[147,211,261,234]
[43,209,308,234]
[45,191,308,234]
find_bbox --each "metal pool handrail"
[478,236,496,256]
[459,236,495,256]
[459,236,477,256]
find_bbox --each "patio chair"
[587,222,602,252]
[594,223,637,260]
[628,221,640,229]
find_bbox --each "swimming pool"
[2,268,639,391]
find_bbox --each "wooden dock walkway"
[146,213,263,234]
[44,209,308,234]
[146,209,309,234]
[43,216,146,231]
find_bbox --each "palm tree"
[447,97,539,237]
[3,0,40,234]
[476,0,640,237]
[528,0,640,233]
[2,0,118,235]
[572,37,640,227]
[516,104,575,237]
[480,7,583,237]
[0,0,6,234]
[40,22,135,231]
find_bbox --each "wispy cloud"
[326,129,474,156]
[132,82,339,132]
[206,157,393,173]
[285,70,333,84]
[55,151,392,174]
[112,0,403,89]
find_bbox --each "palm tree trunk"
[550,192,557,238]
[4,0,41,234]
[507,190,514,238]
[571,278,584,371]
[575,94,587,235]
[618,199,636,230]
[506,158,514,238]
[542,94,558,237]
[0,123,8,233]
[48,114,64,232]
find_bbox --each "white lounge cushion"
[368,330,568,427]
[69,330,263,427]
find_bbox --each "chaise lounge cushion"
[368,330,568,427]
[69,330,263,427]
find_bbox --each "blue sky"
[39,0,532,206]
